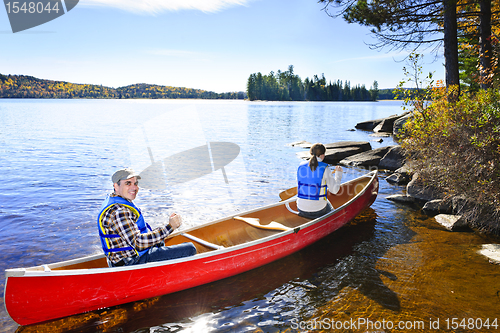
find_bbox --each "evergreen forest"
[246,65,380,101]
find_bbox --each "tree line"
[0,74,246,99]
[247,65,379,101]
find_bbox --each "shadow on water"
[17,207,417,332]
[334,208,418,309]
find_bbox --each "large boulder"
[434,214,469,231]
[339,146,392,167]
[323,147,365,164]
[295,141,371,150]
[450,195,476,215]
[385,161,414,185]
[385,172,411,185]
[373,114,405,133]
[355,113,409,133]
[297,148,364,163]
[355,118,386,131]
[378,146,405,171]
[422,199,453,215]
[324,141,372,164]
[296,141,372,165]
[386,194,417,204]
[406,173,443,202]
[324,141,372,151]
[395,162,415,175]
[478,244,500,264]
[393,112,413,136]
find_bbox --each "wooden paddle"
[233,216,291,231]
[279,187,297,201]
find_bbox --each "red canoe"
[4,171,378,326]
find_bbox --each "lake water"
[1,99,499,332]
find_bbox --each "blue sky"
[1,0,445,93]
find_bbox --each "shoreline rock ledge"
[295,141,372,165]
[294,140,405,169]
[355,112,411,135]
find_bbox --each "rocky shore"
[291,112,500,264]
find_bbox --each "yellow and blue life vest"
[297,160,328,200]
[97,195,152,257]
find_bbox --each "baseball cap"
[112,168,141,184]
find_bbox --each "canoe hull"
[5,172,378,326]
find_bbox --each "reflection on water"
[1,100,499,332]
[309,211,500,333]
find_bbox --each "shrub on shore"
[399,82,500,235]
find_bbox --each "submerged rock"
[386,194,416,203]
[369,132,392,137]
[478,244,500,264]
[434,214,469,231]
[288,141,312,148]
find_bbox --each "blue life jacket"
[97,195,152,257]
[297,160,328,200]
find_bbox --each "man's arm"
[113,206,173,251]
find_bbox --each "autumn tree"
[457,0,500,91]
[0,74,244,99]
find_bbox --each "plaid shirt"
[100,193,173,264]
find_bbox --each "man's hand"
[168,213,182,230]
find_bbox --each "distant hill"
[378,88,398,100]
[0,74,246,100]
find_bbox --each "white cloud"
[81,0,250,14]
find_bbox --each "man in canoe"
[297,143,343,219]
[98,168,196,267]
